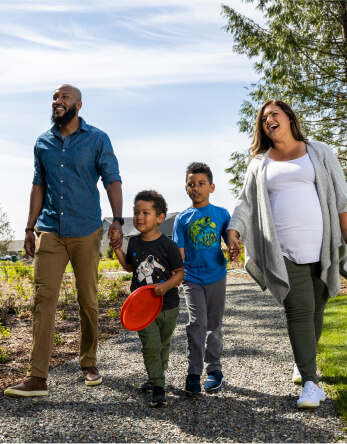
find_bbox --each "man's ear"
[77,100,82,111]
[210,183,215,193]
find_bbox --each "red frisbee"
[120,285,163,331]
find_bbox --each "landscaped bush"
[0,260,128,322]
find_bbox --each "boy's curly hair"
[185,162,213,184]
[134,190,168,217]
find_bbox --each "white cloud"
[0,0,260,94]
[0,24,71,49]
[0,44,256,94]
[0,0,263,22]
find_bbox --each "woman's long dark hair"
[249,100,307,160]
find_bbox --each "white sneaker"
[292,364,302,384]
[297,381,325,408]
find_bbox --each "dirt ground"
[0,283,130,397]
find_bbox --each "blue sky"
[0,0,262,238]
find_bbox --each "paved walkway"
[0,275,346,443]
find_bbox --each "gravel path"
[0,274,346,443]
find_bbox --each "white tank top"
[265,153,323,264]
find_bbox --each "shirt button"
[61,196,63,199]
[63,149,65,152]
[61,164,64,167]
[61,180,63,183]
[61,212,64,215]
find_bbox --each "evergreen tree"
[222,0,347,196]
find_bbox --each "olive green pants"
[137,305,179,387]
[28,227,103,379]
[283,257,329,386]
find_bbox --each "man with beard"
[4,84,123,397]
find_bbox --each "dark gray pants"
[283,257,329,385]
[182,276,226,375]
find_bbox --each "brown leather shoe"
[4,376,48,398]
[81,366,102,386]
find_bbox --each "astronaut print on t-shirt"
[136,255,166,285]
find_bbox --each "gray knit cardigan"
[228,140,347,305]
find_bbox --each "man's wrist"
[112,217,124,226]
[25,228,35,233]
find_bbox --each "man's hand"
[108,221,123,250]
[154,283,168,296]
[24,231,36,257]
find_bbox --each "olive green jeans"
[283,257,329,386]
[137,305,179,387]
[28,227,103,379]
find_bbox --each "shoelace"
[302,384,317,399]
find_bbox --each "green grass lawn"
[317,294,347,423]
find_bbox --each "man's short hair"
[134,190,168,217]
[186,162,213,184]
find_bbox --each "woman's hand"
[339,213,347,244]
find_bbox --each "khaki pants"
[27,227,103,379]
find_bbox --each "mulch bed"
[0,285,130,397]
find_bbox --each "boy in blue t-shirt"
[173,162,231,394]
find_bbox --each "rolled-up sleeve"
[32,140,46,186]
[323,143,347,213]
[228,165,255,239]
[97,133,122,188]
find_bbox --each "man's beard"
[51,104,77,126]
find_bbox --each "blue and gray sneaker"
[140,381,152,393]
[185,374,201,395]
[150,386,167,407]
[204,370,225,392]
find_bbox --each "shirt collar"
[51,117,88,138]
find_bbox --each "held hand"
[109,222,123,250]
[154,283,168,296]
[24,231,36,257]
[228,236,242,261]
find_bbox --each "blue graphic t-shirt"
[173,204,231,285]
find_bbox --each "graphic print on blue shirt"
[188,216,218,249]
[173,204,231,285]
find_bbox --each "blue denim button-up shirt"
[33,118,121,237]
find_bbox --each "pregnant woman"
[228,100,347,408]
